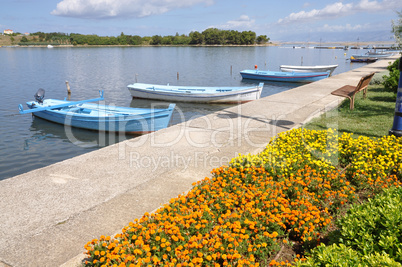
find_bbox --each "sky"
[1,0,402,42]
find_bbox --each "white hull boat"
[127,83,264,103]
[280,64,338,75]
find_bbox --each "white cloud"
[278,0,402,24]
[51,0,214,19]
[354,0,402,12]
[212,15,255,30]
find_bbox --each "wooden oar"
[18,91,104,114]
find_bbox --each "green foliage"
[17,29,266,46]
[256,35,269,44]
[371,71,388,85]
[226,30,241,44]
[202,28,225,45]
[150,35,162,45]
[296,243,362,266]
[336,187,402,262]
[383,58,400,93]
[240,30,256,45]
[297,243,401,267]
[189,31,204,44]
[298,187,402,266]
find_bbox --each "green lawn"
[303,83,397,138]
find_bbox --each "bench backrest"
[355,72,375,92]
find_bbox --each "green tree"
[118,32,128,45]
[202,28,224,45]
[189,31,204,44]
[256,35,269,44]
[161,36,172,45]
[150,35,162,45]
[226,30,241,44]
[127,35,142,45]
[240,31,256,45]
[20,36,29,42]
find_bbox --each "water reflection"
[130,97,234,125]
[26,116,136,149]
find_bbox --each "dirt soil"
[0,35,35,46]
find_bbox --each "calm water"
[0,46,364,180]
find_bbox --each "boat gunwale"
[127,86,262,99]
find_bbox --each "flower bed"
[83,129,402,266]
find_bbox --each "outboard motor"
[34,88,45,104]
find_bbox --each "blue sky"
[1,0,401,42]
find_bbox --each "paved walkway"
[0,56,397,267]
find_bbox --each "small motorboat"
[280,64,338,76]
[127,83,264,103]
[350,55,378,63]
[240,69,329,83]
[18,89,175,134]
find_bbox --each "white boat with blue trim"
[19,89,175,134]
[127,83,264,103]
[280,64,338,75]
[240,69,330,83]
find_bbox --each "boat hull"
[280,64,338,75]
[127,83,263,103]
[240,70,329,83]
[26,100,175,134]
[350,55,378,63]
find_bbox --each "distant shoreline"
[0,34,397,48]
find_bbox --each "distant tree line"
[17,29,270,46]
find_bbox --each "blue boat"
[240,69,330,83]
[18,89,175,134]
[350,55,378,63]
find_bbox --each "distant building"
[4,29,13,35]
[24,32,29,36]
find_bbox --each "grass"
[303,83,397,138]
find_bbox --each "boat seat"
[331,72,375,110]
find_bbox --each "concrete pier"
[0,56,397,267]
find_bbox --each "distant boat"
[366,51,394,57]
[280,64,338,76]
[240,69,329,83]
[127,83,264,103]
[18,89,175,134]
[47,45,53,48]
[350,55,378,63]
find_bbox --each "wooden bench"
[331,72,375,110]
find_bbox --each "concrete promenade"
[0,56,397,267]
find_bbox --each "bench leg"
[350,96,354,110]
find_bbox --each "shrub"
[383,58,400,93]
[336,187,402,262]
[298,187,402,266]
[296,243,401,267]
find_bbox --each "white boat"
[240,70,329,83]
[280,64,338,75]
[127,83,264,103]
[47,45,53,48]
